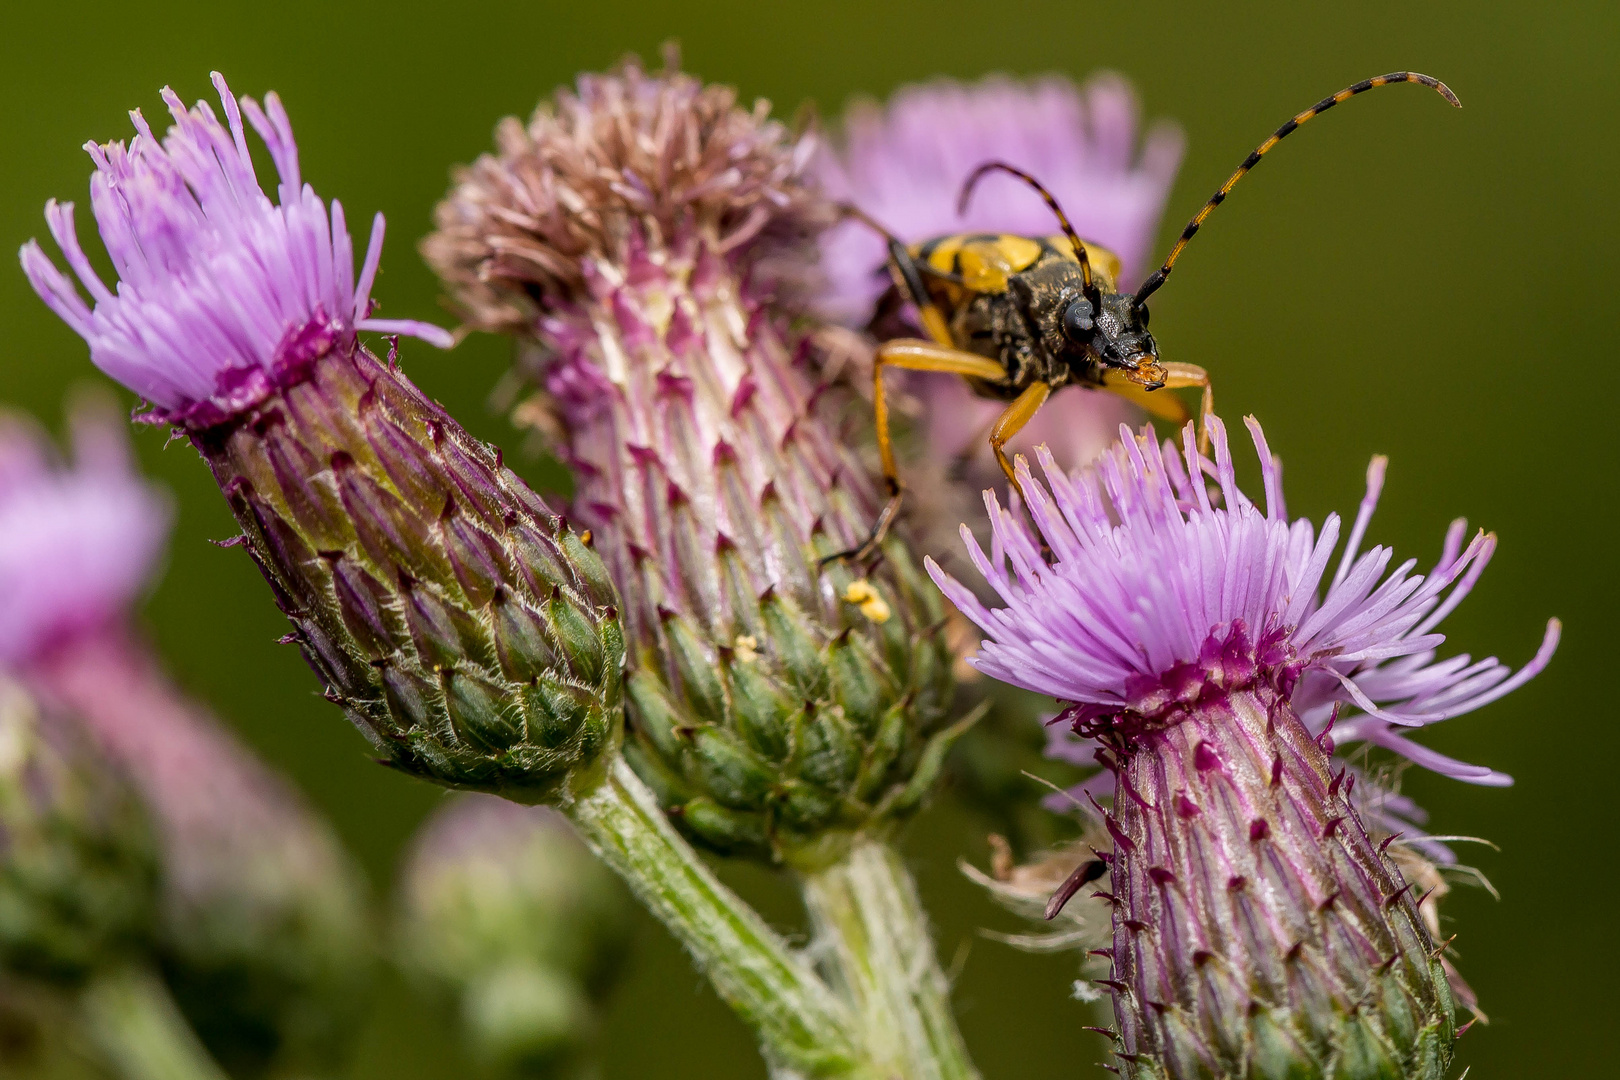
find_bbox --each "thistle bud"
[22,74,623,802]
[396,794,629,1076]
[931,418,1558,1078]
[424,56,958,862]
[0,678,157,986]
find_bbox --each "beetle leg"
[989,381,1053,498]
[821,339,1009,566]
[1102,369,1192,424]
[1160,363,1215,456]
[1100,363,1215,455]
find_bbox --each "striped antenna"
[1133,72,1460,307]
[958,161,1096,295]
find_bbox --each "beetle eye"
[1061,298,1095,342]
[1137,303,1151,327]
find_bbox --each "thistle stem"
[800,837,979,1080]
[568,755,864,1077]
[80,964,227,1080]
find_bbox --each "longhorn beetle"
[830,71,1460,563]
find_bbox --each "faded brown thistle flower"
[426,55,959,864]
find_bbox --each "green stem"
[80,964,227,1080]
[800,837,979,1080]
[567,756,864,1078]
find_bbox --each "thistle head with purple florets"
[929,417,1556,1079]
[935,418,1555,779]
[23,74,626,802]
[21,73,451,426]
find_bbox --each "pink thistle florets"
[20,72,450,425]
[816,72,1184,321]
[929,416,1559,785]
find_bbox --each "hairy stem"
[80,964,227,1080]
[568,755,864,1077]
[801,837,979,1080]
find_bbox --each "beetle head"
[1062,292,1165,388]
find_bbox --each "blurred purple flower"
[0,400,170,667]
[21,72,450,425]
[28,632,374,1074]
[0,402,372,1072]
[815,73,1185,512]
[933,417,1557,786]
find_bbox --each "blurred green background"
[0,1,1613,1075]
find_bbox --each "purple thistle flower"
[425,57,958,861]
[23,74,625,801]
[0,399,170,667]
[933,417,1556,783]
[928,417,1557,1078]
[21,72,450,425]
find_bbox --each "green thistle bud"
[0,679,157,986]
[425,55,961,863]
[196,341,624,802]
[396,794,630,1077]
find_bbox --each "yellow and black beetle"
[832,71,1459,562]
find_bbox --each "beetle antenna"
[959,161,1096,296]
[1133,71,1460,308]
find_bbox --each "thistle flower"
[815,73,1185,500]
[929,418,1557,1079]
[0,677,157,986]
[23,74,624,802]
[425,57,958,863]
[0,401,170,667]
[396,794,629,1076]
